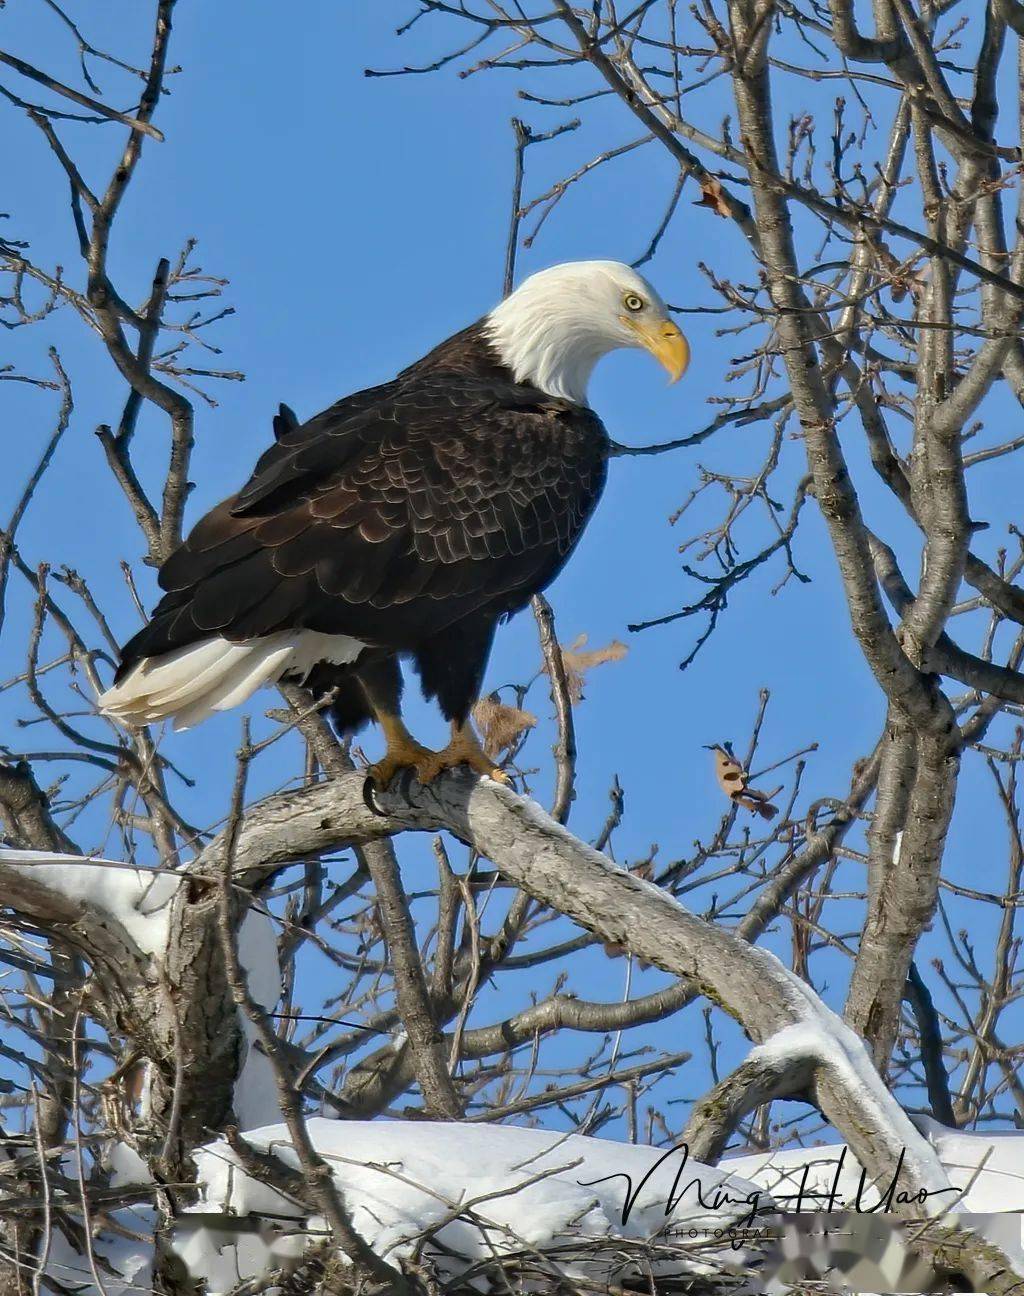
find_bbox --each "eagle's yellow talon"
[367,717,509,789]
[367,725,439,789]
[413,722,511,785]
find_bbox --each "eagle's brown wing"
[115,369,608,677]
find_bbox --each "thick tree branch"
[357,838,463,1118]
[196,775,950,1196]
[682,1040,814,1163]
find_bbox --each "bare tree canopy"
[1,2,1024,1293]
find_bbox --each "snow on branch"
[0,845,286,1131]
[0,847,180,956]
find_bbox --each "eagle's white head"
[484,260,689,405]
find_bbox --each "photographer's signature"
[577,1142,959,1234]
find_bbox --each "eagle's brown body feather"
[113,323,610,732]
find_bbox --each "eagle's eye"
[623,293,645,312]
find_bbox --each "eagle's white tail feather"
[100,640,254,714]
[97,632,367,731]
[117,639,255,712]
[155,641,284,712]
[170,642,294,730]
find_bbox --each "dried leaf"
[548,633,628,704]
[472,696,536,758]
[712,745,747,798]
[709,745,778,820]
[695,175,732,218]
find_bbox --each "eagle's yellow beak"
[624,316,690,383]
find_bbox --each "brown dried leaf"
[472,696,536,758]
[695,175,732,218]
[712,746,748,797]
[549,634,628,704]
[710,747,779,820]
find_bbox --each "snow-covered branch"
[195,771,1023,1289]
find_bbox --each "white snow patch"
[917,1118,1024,1217]
[45,1207,154,1296]
[50,1121,1024,1294]
[237,906,283,1010]
[179,1119,771,1292]
[0,848,181,957]
[175,1219,307,1294]
[107,1140,152,1188]
[736,971,952,1202]
[726,1143,914,1212]
[726,1123,1024,1264]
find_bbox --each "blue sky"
[2,3,1021,1134]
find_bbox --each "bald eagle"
[99,261,687,787]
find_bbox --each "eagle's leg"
[415,720,511,785]
[412,616,508,782]
[358,657,439,789]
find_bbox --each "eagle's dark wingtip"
[272,402,300,442]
